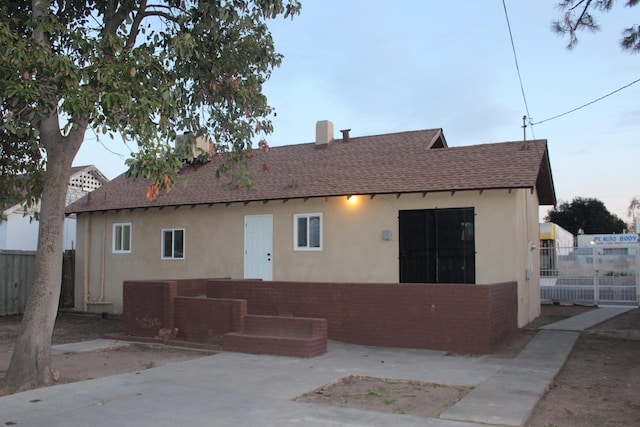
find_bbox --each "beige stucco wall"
[74,188,542,326]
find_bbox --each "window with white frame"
[162,228,185,259]
[113,223,131,253]
[294,213,322,250]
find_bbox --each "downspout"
[523,190,530,320]
[524,189,536,321]
[100,218,107,301]
[83,214,91,311]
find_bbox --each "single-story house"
[1,165,108,251]
[66,121,556,327]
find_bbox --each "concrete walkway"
[539,306,633,331]
[0,307,634,427]
[441,306,633,426]
[51,339,131,355]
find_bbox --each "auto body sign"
[589,234,639,245]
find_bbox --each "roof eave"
[68,185,547,215]
[535,146,557,206]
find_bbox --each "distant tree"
[553,0,640,52]
[628,196,640,218]
[0,0,300,393]
[545,197,628,235]
[628,196,640,232]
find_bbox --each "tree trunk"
[2,119,85,392]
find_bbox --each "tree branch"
[125,7,182,50]
[103,0,139,36]
[571,0,593,31]
[125,1,148,51]
[567,0,590,13]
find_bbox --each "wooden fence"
[0,250,75,316]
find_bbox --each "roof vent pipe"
[315,120,333,148]
[340,129,351,142]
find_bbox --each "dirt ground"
[0,312,210,395]
[295,375,474,418]
[526,306,640,427]
[1,306,639,426]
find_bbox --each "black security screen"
[399,208,475,283]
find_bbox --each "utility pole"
[520,115,529,150]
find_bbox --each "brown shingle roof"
[66,129,555,214]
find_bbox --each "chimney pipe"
[340,129,351,142]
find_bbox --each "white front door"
[244,215,273,280]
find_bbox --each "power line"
[90,129,127,159]
[502,0,535,139]
[532,77,640,125]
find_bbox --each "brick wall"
[123,280,177,337]
[175,279,209,297]
[223,315,328,357]
[206,280,517,354]
[174,297,247,344]
[487,282,519,349]
[222,332,327,358]
[122,279,517,354]
[243,315,327,338]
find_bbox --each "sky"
[72,1,640,224]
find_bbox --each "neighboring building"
[575,233,639,260]
[67,121,556,327]
[539,222,574,276]
[540,222,574,249]
[573,234,639,287]
[1,165,108,251]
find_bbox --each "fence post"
[593,247,599,306]
[636,243,640,306]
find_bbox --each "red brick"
[124,278,517,355]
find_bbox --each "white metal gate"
[540,244,639,306]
